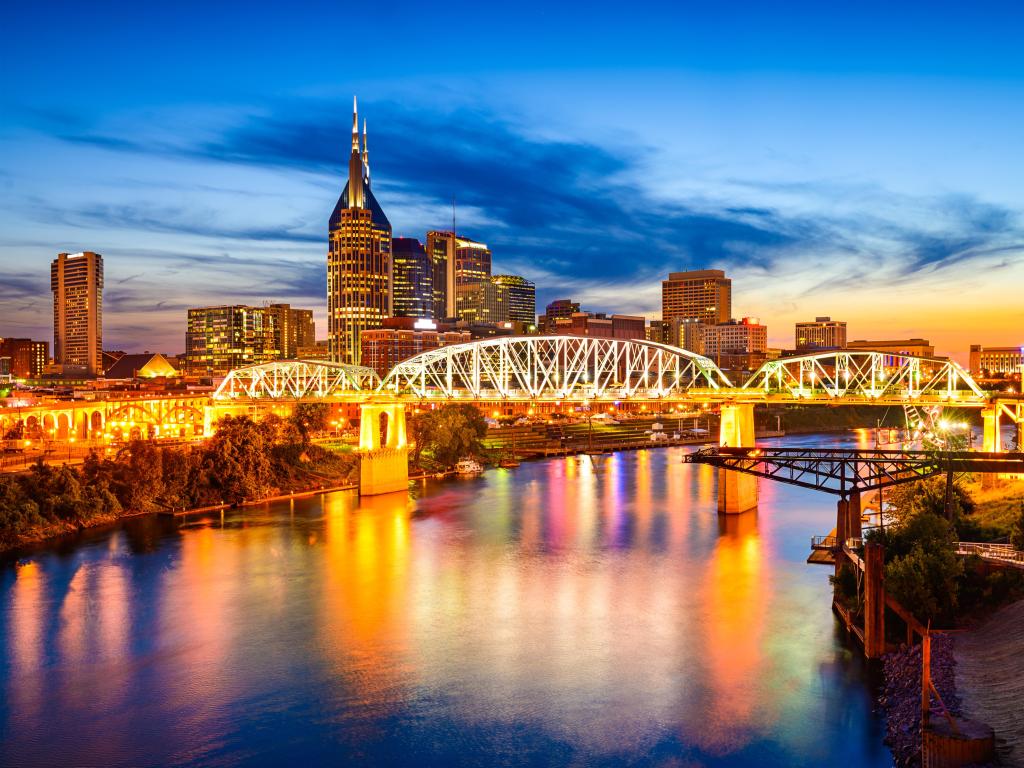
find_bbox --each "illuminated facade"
[538,299,581,332]
[0,338,48,378]
[456,280,508,323]
[391,237,433,319]
[549,312,645,340]
[491,275,536,326]
[847,338,935,358]
[662,269,731,325]
[970,344,1024,377]
[268,303,315,359]
[185,305,281,376]
[51,251,103,375]
[795,316,847,351]
[703,317,768,373]
[328,97,392,365]
[360,318,470,378]
[425,230,456,319]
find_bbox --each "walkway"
[955,599,1024,766]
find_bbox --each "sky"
[2,1,1023,362]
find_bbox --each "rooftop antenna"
[452,195,456,238]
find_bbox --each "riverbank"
[954,599,1024,766]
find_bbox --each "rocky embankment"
[878,634,962,767]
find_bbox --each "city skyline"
[2,2,1024,363]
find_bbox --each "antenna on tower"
[452,195,456,238]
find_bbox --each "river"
[1,434,892,767]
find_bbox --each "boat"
[455,458,484,475]
[499,459,521,468]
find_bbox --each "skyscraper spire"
[351,95,359,151]
[347,96,364,208]
[363,119,370,183]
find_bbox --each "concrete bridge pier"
[358,404,409,496]
[981,405,1002,489]
[717,403,758,514]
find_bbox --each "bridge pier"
[358,404,409,496]
[864,542,886,659]
[981,406,1001,488]
[717,403,758,514]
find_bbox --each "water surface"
[1,437,891,766]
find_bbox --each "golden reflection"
[687,509,775,754]
[9,561,43,673]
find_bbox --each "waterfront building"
[969,344,1024,377]
[391,237,434,319]
[550,312,645,340]
[847,338,935,358]
[185,305,281,376]
[267,304,315,359]
[538,299,581,332]
[662,269,731,325]
[328,97,392,365]
[360,318,470,378]
[456,280,508,324]
[0,337,49,378]
[795,316,847,351]
[491,275,536,326]
[703,317,768,373]
[51,251,103,376]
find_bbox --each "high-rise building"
[492,275,536,326]
[185,305,282,376]
[0,338,49,378]
[454,236,491,284]
[426,230,456,319]
[360,318,471,378]
[795,316,847,351]
[267,304,316,359]
[550,312,645,340]
[662,269,731,326]
[969,345,1024,377]
[538,299,580,332]
[328,97,392,365]
[51,251,103,375]
[456,280,508,324]
[391,237,433,319]
[703,317,768,373]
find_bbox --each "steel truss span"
[743,350,985,400]
[685,446,1024,495]
[380,336,732,400]
[213,360,381,400]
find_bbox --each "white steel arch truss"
[742,351,985,401]
[213,360,381,400]
[379,336,732,399]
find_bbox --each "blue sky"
[2,1,1023,360]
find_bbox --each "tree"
[409,404,488,469]
[290,403,330,444]
[201,415,275,503]
[1011,503,1024,552]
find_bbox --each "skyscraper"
[661,269,731,325]
[492,275,536,326]
[267,303,316,358]
[51,251,103,375]
[391,237,433,319]
[426,230,456,319]
[185,304,281,375]
[328,98,392,365]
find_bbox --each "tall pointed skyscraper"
[328,97,392,364]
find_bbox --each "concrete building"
[455,280,508,324]
[328,98,392,365]
[492,275,536,326]
[969,344,1024,377]
[391,237,433,319]
[267,304,315,359]
[795,316,847,351]
[550,312,645,340]
[360,318,471,378]
[51,251,103,375]
[185,305,282,376]
[653,317,706,354]
[538,299,581,332]
[662,269,731,326]
[703,317,768,374]
[0,338,49,378]
[847,338,935,358]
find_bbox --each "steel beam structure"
[743,350,984,401]
[685,446,1024,495]
[213,360,381,400]
[379,336,732,400]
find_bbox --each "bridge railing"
[955,541,1024,565]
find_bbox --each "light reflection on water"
[1,438,890,767]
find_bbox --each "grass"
[962,477,1024,532]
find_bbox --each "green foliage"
[0,414,360,546]
[1011,503,1024,551]
[409,404,489,469]
[886,475,974,525]
[290,403,330,444]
